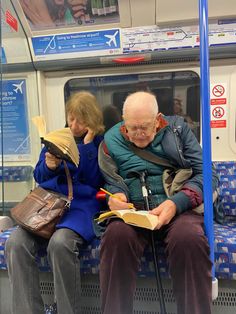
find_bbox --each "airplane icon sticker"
[104,30,119,47]
[12,81,24,94]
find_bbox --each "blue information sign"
[0,79,30,160]
[32,29,120,56]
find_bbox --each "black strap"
[129,145,176,169]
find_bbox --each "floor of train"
[1,272,236,314]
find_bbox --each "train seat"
[214,217,236,279]
[0,161,236,278]
[214,161,236,216]
[0,226,169,276]
[0,166,33,182]
[1,220,236,279]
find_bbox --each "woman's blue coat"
[33,136,104,242]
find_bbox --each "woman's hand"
[19,0,54,26]
[83,127,95,144]
[150,200,177,229]
[108,193,134,211]
[45,152,62,170]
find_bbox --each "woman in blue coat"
[5,91,104,314]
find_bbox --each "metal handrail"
[199,0,218,299]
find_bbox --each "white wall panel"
[156,0,236,25]
[130,0,156,26]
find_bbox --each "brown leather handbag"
[10,161,73,239]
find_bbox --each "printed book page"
[32,116,79,167]
[96,209,159,230]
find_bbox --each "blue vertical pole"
[198,0,215,278]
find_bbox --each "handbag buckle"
[65,200,71,208]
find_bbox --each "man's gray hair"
[122,91,159,117]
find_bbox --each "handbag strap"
[129,144,176,169]
[63,160,73,201]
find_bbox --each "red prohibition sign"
[212,85,225,97]
[212,106,225,119]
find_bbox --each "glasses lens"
[126,123,155,136]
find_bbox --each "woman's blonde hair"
[66,91,104,135]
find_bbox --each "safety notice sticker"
[210,83,226,105]
[210,83,227,128]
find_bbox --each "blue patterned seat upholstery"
[0,161,236,279]
[1,219,236,279]
[214,217,236,279]
[214,161,236,216]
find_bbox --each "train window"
[64,71,200,141]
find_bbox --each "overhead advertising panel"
[17,0,120,31]
[31,28,121,60]
[0,79,30,161]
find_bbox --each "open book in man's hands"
[32,116,79,167]
[95,209,159,230]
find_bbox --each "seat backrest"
[214,161,236,217]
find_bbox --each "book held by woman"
[32,116,79,167]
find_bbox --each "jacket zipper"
[172,126,186,168]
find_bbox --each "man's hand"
[108,193,134,211]
[150,200,177,229]
[45,152,61,170]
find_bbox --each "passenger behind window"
[5,91,104,314]
[103,105,122,132]
[173,97,195,129]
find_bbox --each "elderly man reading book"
[98,91,219,314]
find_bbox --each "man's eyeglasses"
[125,120,156,136]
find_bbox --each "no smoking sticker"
[212,85,225,97]
[210,83,227,128]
